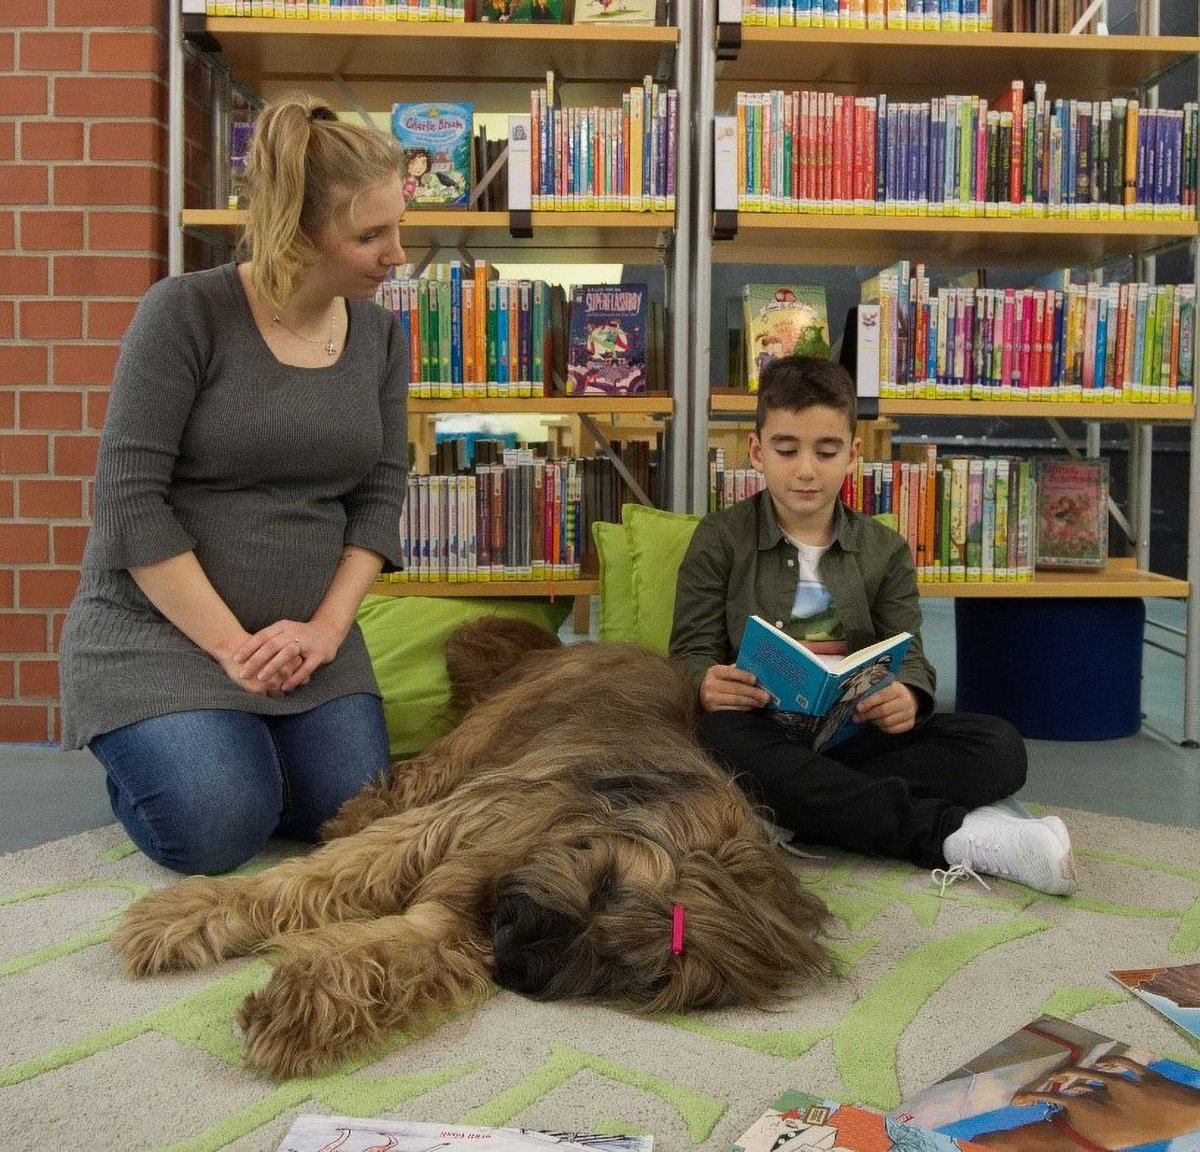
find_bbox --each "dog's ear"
[445,618,561,716]
[488,890,579,995]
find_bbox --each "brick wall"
[1,0,168,742]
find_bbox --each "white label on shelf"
[857,303,881,400]
[717,0,743,21]
[180,0,205,12]
[507,114,532,213]
[713,115,738,213]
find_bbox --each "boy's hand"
[701,664,771,712]
[853,681,918,734]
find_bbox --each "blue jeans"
[90,694,390,875]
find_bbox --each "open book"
[735,615,912,751]
[1111,961,1200,1044]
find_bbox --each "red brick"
[19,30,83,71]
[21,210,83,250]
[20,299,83,340]
[0,480,11,517]
[52,435,99,477]
[52,523,90,565]
[55,255,162,297]
[0,613,48,652]
[0,75,48,116]
[0,433,50,473]
[0,302,11,339]
[0,122,14,161]
[0,571,12,608]
[21,120,84,161]
[19,389,82,429]
[56,0,162,25]
[5,0,48,27]
[54,76,165,120]
[87,299,136,340]
[19,478,82,519]
[0,523,50,564]
[0,32,12,71]
[54,164,163,209]
[0,254,49,295]
[89,120,164,165]
[0,661,12,698]
[89,210,166,254]
[0,165,49,206]
[19,568,80,608]
[0,345,49,386]
[85,390,109,430]
[0,705,50,743]
[54,345,118,387]
[17,658,59,698]
[89,30,165,73]
[50,611,66,653]
[0,210,13,247]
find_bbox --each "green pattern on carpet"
[5,808,1200,1151]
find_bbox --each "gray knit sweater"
[59,263,409,749]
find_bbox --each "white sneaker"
[936,806,1079,896]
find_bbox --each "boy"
[670,355,1077,895]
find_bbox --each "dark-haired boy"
[670,355,1077,895]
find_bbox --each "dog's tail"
[445,615,563,715]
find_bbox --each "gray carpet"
[3,808,1199,1152]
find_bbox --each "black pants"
[696,710,1028,868]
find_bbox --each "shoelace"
[931,861,992,897]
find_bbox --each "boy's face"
[749,403,859,542]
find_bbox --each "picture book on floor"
[735,616,911,751]
[275,1116,654,1152]
[391,102,473,209]
[1111,962,1200,1045]
[566,283,649,395]
[893,1013,1200,1151]
[572,0,658,24]
[729,1089,985,1152]
[1032,456,1109,570]
[742,283,830,392]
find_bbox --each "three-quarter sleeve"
[341,309,410,568]
[84,278,202,571]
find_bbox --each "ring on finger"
[291,636,305,657]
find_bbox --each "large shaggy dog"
[113,619,831,1079]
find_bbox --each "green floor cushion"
[357,594,572,759]
[592,518,638,643]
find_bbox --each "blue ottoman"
[954,598,1145,740]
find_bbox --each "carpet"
[4,807,1200,1152]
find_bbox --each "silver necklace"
[273,302,338,357]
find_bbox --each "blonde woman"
[60,93,409,875]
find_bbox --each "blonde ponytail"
[242,92,405,310]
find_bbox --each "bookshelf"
[170,6,693,610]
[692,12,1199,740]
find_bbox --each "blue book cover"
[735,615,912,751]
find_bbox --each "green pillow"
[592,519,638,643]
[624,503,702,656]
[356,594,571,758]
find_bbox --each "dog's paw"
[237,955,376,1078]
[112,884,228,976]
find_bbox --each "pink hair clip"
[671,903,686,956]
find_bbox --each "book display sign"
[1032,456,1109,570]
[735,615,911,751]
[391,102,473,209]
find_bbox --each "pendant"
[325,339,337,356]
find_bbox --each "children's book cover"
[566,283,648,395]
[730,1089,984,1151]
[735,615,912,751]
[572,0,658,24]
[1111,963,1200,1045]
[391,102,473,209]
[1032,456,1109,570]
[742,283,831,392]
[894,1013,1200,1151]
[276,1116,653,1152]
[480,0,566,19]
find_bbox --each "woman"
[59,93,410,875]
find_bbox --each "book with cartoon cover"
[566,283,648,395]
[1111,962,1200,1045]
[391,102,473,209]
[742,283,831,392]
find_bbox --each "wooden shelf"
[409,394,672,416]
[181,208,675,263]
[711,214,1198,267]
[196,18,678,112]
[715,29,1200,99]
[710,390,1196,423]
[918,558,1187,598]
[371,578,596,599]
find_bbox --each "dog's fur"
[113,619,831,1079]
